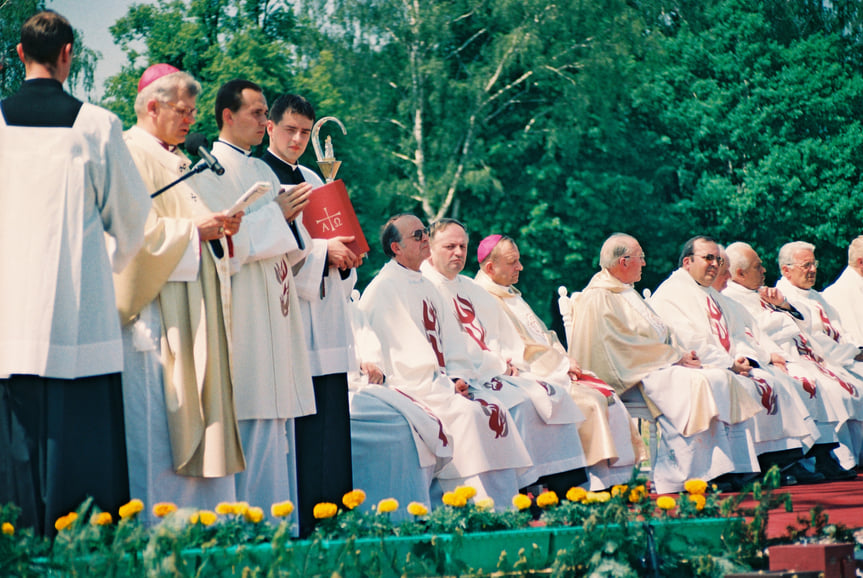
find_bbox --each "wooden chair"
[556,286,659,476]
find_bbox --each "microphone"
[185,133,225,175]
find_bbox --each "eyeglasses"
[691,253,725,266]
[408,227,429,241]
[161,101,198,119]
[793,260,819,270]
[622,254,646,263]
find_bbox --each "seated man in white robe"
[427,222,641,490]
[776,240,863,467]
[823,236,863,348]
[824,237,863,345]
[347,291,452,520]
[196,80,316,520]
[650,236,824,487]
[360,214,543,507]
[570,233,763,493]
[115,65,243,524]
[724,241,858,479]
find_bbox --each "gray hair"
[848,236,863,266]
[599,233,637,269]
[778,241,815,270]
[725,241,754,274]
[134,71,201,118]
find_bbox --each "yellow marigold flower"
[153,502,177,518]
[233,502,249,516]
[688,494,706,511]
[271,500,295,518]
[512,494,532,511]
[610,484,629,497]
[313,502,338,519]
[566,487,587,502]
[54,512,78,532]
[684,479,708,495]
[90,512,113,526]
[118,499,144,520]
[583,491,599,504]
[215,502,234,515]
[377,498,399,513]
[191,510,217,526]
[536,490,559,509]
[407,502,429,517]
[656,496,676,511]
[454,485,477,501]
[442,491,467,508]
[628,485,647,503]
[244,507,264,523]
[475,498,495,511]
[2,522,14,536]
[595,491,611,503]
[342,489,366,510]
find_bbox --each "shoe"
[779,472,798,486]
[815,457,857,481]
[783,462,825,485]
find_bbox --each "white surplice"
[195,140,315,515]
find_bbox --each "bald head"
[600,233,645,285]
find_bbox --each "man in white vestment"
[776,240,863,468]
[428,222,641,490]
[724,241,858,479]
[824,237,863,346]
[0,11,150,536]
[260,94,357,536]
[568,234,762,493]
[115,65,245,523]
[651,236,825,486]
[195,79,316,518]
[360,214,537,507]
[347,290,453,519]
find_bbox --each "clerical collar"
[217,139,252,156]
[266,148,298,170]
[159,140,177,153]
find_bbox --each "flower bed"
[1,468,858,576]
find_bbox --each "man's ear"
[390,240,402,257]
[15,43,26,65]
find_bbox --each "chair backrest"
[556,286,580,350]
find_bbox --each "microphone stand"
[150,162,210,199]
[150,162,226,258]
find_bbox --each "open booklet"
[224,181,271,217]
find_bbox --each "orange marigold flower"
[684,479,708,495]
[512,494,532,511]
[2,522,14,536]
[442,491,467,508]
[688,494,706,511]
[454,485,477,501]
[566,487,587,503]
[656,496,676,511]
[244,507,264,523]
[119,499,144,520]
[475,498,495,511]
[271,500,294,518]
[342,489,366,510]
[407,502,429,517]
[536,490,559,509]
[377,498,399,513]
[153,502,178,518]
[610,484,629,497]
[628,485,647,503]
[54,512,78,532]
[313,502,338,519]
[90,512,113,526]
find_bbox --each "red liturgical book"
[301,180,370,256]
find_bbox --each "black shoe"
[779,472,798,486]
[815,457,857,481]
[783,462,825,485]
